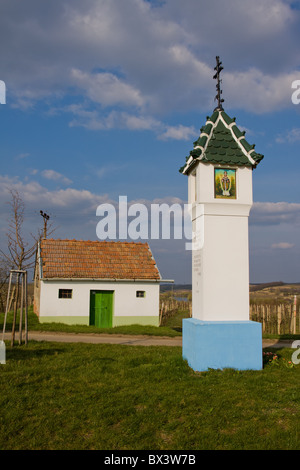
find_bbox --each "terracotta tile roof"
[40,239,161,280]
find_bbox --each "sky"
[0,0,300,284]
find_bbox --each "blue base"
[182,319,262,371]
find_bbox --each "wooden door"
[89,290,113,328]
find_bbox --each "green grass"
[0,341,299,450]
[161,309,190,330]
[2,307,300,342]
[0,307,181,337]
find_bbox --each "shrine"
[180,57,264,371]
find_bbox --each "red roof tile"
[40,239,161,280]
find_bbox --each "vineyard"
[160,283,300,335]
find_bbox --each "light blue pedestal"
[182,318,262,371]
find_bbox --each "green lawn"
[2,306,298,340]
[0,340,299,450]
[0,307,182,337]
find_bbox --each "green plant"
[263,350,295,369]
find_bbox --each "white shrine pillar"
[180,59,263,371]
[190,164,252,323]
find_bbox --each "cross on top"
[213,56,224,111]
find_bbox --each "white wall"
[39,280,159,322]
[192,214,250,321]
[188,163,253,206]
[189,164,253,322]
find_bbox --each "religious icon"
[215,168,236,199]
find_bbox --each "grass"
[1,307,300,343]
[0,340,299,450]
[0,307,182,337]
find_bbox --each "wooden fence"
[160,298,300,334]
[159,300,191,326]
[250,302,300,335]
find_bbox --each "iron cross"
[213,56,224,111]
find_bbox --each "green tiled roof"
[180,110,264,174]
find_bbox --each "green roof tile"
[231,125,245,139]
[180,109,264,174]
[220,111,236,125]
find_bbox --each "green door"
[89,290,113,328]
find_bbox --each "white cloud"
[116,113,160,131]
[1,0,299,118]
[162,0,297,69]
[0,174,106,210]
[67,104,196,140]
[250,202,300,226]
[41,169,72,185]
[158,124,197,141]
[0,174,189,248]
[276,128,300,144]
[71,68,145,108]
[68,107,160,132]
[224,68,299,113]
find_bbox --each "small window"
[58,289,72,299]
[136,291,145,298]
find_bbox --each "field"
[0,341,299,450]
[250,282,300,303]
[0,283,299,450]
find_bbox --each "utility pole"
[40,211,50,238]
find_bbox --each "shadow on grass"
[172,327,182,333]
[3,341,119,365]
[4,342,67,362]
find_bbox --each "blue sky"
[0,0,300,284]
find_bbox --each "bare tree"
[0,260,10,312]
[1,191,57,345]
[0,190,37,346]
[1,190,36,271]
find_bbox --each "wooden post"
[2,272,12,341]
[8,285,15,312]
[2,270,28,347]
[11,272,20,348]
[159,302,164,326]
[25,271,28,345]
[19,273,24,345]
[277,304,281,336]
[293,295,297,335]
[289,304,293,335]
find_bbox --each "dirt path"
[2,331,295,349]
